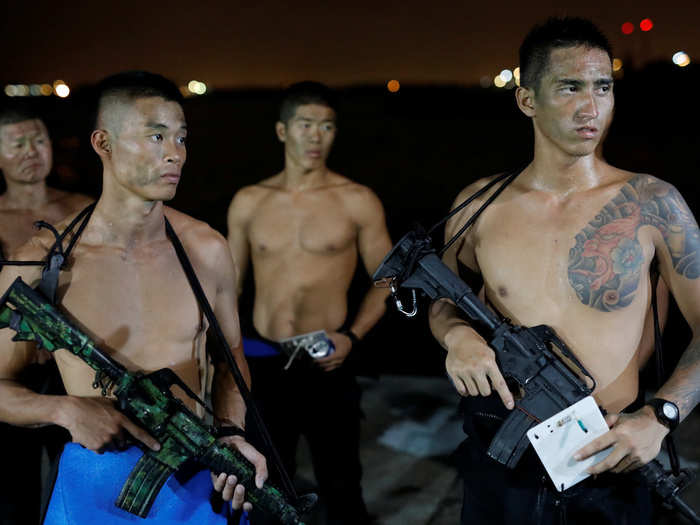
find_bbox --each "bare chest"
[249,198,356,256]
[0,203,79,253]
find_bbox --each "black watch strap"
[339,328,360,346]
[215,425,247,439]
[646,398,679,432]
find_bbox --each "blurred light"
[672,51,690,67]
[55,83,70,98]
[16,85,29,96]
[4,85,18,97]
[494,75,506,88]
[29,84,41,96]
[612,58,623,72]
[479,76,491,88]
[40,84,53,96]
[621,22,634,35]
[513,67,520,86]
[53,79,65,88]
[640,18,653,32]
[499,69,513,83]
[187,80,207,95]
[387,79,400,93]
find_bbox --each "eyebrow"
[145,122,187,130]
[556,77,613,87]
[295,117,335,123]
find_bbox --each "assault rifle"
[0,277,315,524]
[374,230,700,523]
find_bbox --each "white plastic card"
[526,395,612,491]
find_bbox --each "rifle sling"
[164,217,299,502]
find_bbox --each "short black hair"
[519,17,612,91]
[279,81,338,124]
[0,100,43,129]
[93,71,183,130]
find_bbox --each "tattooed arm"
[577,175,700,473]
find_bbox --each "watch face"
[662,402,679,420]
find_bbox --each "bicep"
[356,199,393,275]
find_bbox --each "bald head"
[94,71,184,135]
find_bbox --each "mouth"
[306,150,322,159]
[160,173,181,183]
[575,126,598,139]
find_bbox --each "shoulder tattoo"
[568,175,700,312]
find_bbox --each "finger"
[611,456,635,474]
[243,502,253,513]
[474,372,492,397]
[604,413,620,428]
[447,374,468,396]
[487,368,514,409]
[212,472,227,492]
[231,484,245,510]
[620,459,643,473]
[234,442,268,488]
[121,419,160,451]
[587,447,627,475]
[222,475,237,501]
[574,431,616,460]
[463,376,479,397]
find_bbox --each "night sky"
[3,1,700,89]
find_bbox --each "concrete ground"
[295,375,700,525]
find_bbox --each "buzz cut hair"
[93,71,184,131]
[519,17,612,91]
[0,101,43,129]
[279,81,338,124]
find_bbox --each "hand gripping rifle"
[0,276,315,524]
[374,230,700,523]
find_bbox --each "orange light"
[640,18,653,31]
[621,22,634,35]
[387,80,400,93]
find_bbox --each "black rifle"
[374,230,700,523]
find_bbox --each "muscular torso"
[0,189,92,255]
[462,170,677,412]
[244,176,361,340]
[34,209,216,412]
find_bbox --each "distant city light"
[40,84,53,96]
[29,84,41,96]
[513,67,520,86]
[54,83,70,98]
[499,69,513,83]
[621,22,634,35]
[387,79,400,93]
[4,85,17,97]
[479,76,491,88]
[16,85,29,96]
[672,51,691,67]
[187,80,207,95]
[493,75,506,88]
[640,18,653,32]
[612,58,623,72]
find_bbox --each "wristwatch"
[646,398,679,431]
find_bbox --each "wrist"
[339,328,360,347]
[444,323,473,350]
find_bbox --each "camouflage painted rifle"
[0,276,315,523]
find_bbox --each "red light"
[621,22,634,35]
[640,18,653,31]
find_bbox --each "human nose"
[576,91,599,122]
[24,141,39,158]
[307,125,321,143]
[164,139,183,164]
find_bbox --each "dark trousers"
[246,354,368,525]
[457,396,654,525]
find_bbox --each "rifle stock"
[0,277,314,524]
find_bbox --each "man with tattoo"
[0,104,92,525]
[227,82,392,524]
[0,72,267,524]
[429,18,699,524]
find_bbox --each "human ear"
[275,121,286,143]
[515,86,536,118]
[90,129,111,157]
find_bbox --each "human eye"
[322,123,335,132]
[177,135,187,145]
[150,133,163,142]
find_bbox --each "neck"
[2,180,51,209]
[281,158,328,190]
[91,173,166,247]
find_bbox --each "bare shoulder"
[330,174,384,215]
[446,174,507,233]
[227,182,275,223]
[164,207,232,271]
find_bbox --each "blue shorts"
[45,443,249,524]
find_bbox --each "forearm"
[211,365,247,429]
[346,286,389,339]
[429,298,477,350]
[655,334,700,421]
[0,378,70,428]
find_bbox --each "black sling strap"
[164,217,299,502]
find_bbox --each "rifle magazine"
[486,408,537,468]
[116,452,174,518]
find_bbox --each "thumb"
[604,412,619,428]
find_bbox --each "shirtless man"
[0,72,267,524]
[429,18,699,524]
[0,104,92,525]
[227,81,392,524]
[0,105,91,257]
